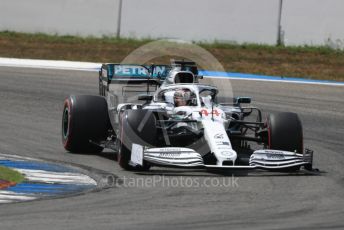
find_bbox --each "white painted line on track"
[204,76,344,87]
[0,57,100,71]
[0,191,36,202]
[0,153,37,161]
[16,169,97,185]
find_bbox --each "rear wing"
[99,64,170,85]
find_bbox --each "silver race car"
[62,60,313,171]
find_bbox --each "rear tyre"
[266,112,303,171]
[62,95,111,153]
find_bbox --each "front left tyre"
[62,95,111,153]
[117,109,164,171]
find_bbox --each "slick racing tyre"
[266,112,303,154]
[62,95,111,153]
[118,109,164,171]
[266,112,303,171]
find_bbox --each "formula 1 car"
[62,60,313,171]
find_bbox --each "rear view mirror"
[234,97,251,105]
[138,95,153,101]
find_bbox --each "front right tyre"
[265,112,303,171]
[266,112,303,154]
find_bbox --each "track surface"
[0,67,343,229]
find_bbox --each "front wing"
[130,145,313,171]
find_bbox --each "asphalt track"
[0,66,343,229]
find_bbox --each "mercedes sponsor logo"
[214,133,224,139]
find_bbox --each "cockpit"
[155,87,198,107]
[154,85,218,108]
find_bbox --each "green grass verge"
[0,31,152,45]
[0,166,25,184]
[0,31,343,81]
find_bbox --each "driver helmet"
[174,89,192,107]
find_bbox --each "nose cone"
[217,149,237,166]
